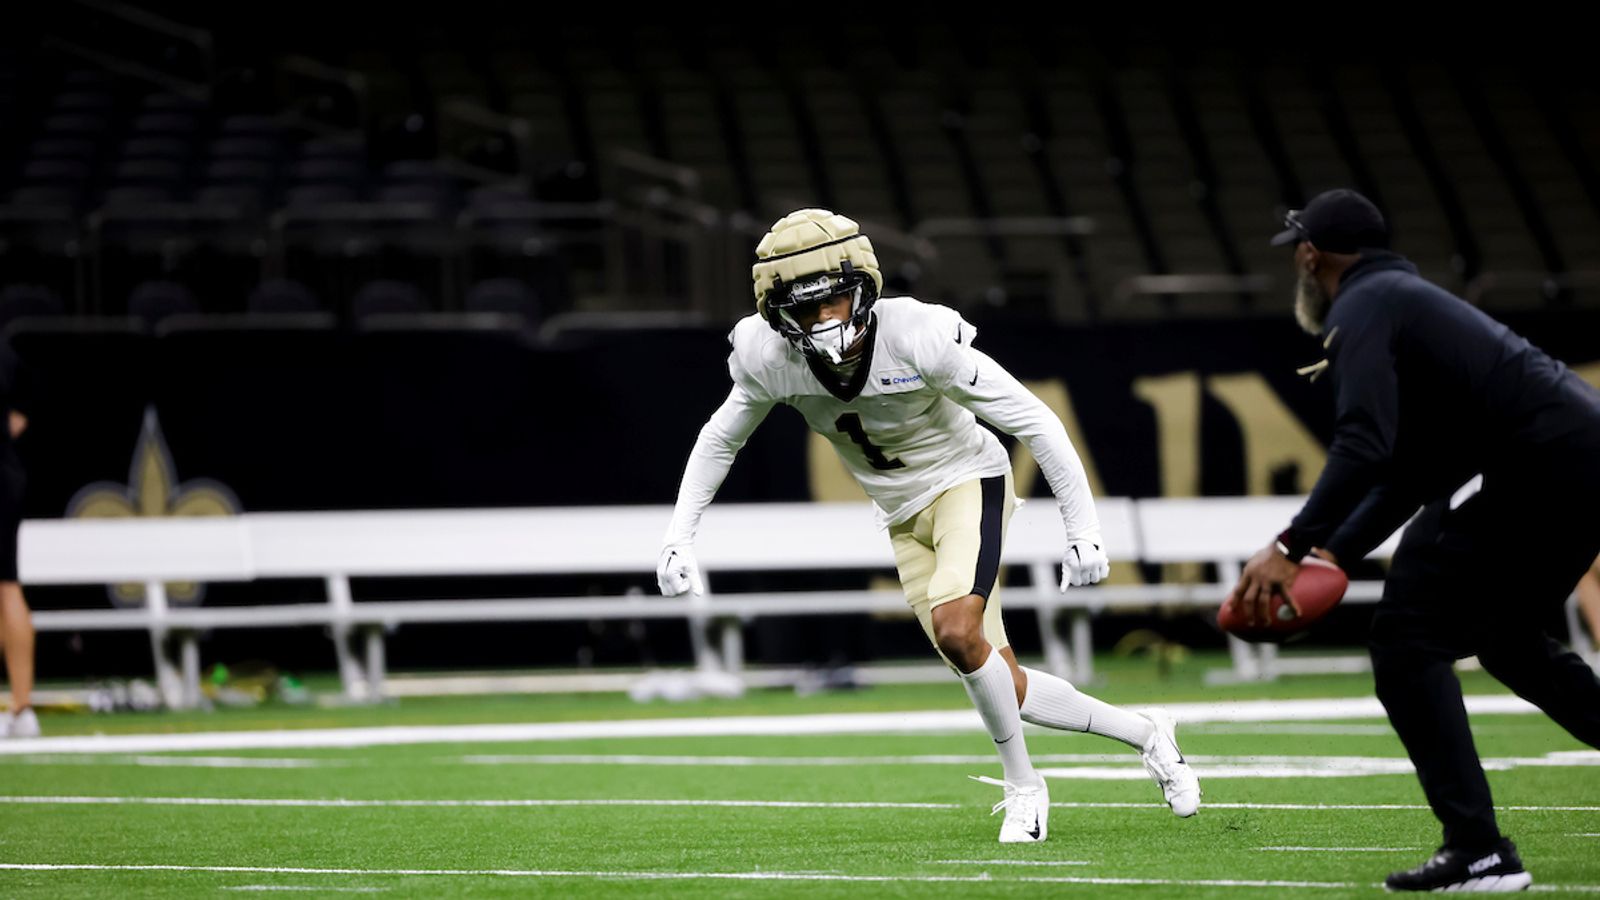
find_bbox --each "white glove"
[1060,537,1109,591]
[656,544,705,597]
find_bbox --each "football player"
[657,209,1199,843]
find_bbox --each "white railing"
[14,497,1451,709]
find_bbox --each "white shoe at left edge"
[5,708,39,738]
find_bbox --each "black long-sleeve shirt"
[0,340,30,466]
[1285,252,1600,563]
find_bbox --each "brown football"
[1219,557,1349,643]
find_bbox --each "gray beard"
[1294,271,1333,335]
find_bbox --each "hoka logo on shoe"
[1467,853,1501,874]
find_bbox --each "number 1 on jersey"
[835,413,905,470]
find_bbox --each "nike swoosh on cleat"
[955,325,963,344]
[1028,822,1041,840]
[969,368,979,386]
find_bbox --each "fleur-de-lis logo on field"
[66,406,242,608]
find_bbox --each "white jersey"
[663,296,1099,543]
[729,297,1010,524]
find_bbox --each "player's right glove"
[656,544,706,597]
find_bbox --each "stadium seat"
[128,280,200,327]
[131,111,200,138]
[351,279,428,319]
[26,137,97,163]
[196,183,268,215]
[41,112,112,138]
[102,185,177,207]
[208,136,282,161]
[464,277,541,323]
[0,284,67,332]
[248,278,323,314]
[285,183,359,208]
[203,159,276,186]
[120,136,192,163]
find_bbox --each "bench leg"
[1226,634,1262,682]
[331,624,367,701]
[719,618,744,674]
[179,632,202,709]
[149,630,186,710]
[1214,560,1270,683]
[688,580,720,672]
[1030,562,1077,681]
[325,575,368,700]
[364,626,387,701]
[1070,611,1095,685]
[1036,606,1071,681]
[144,580,189,709]
[1258,641,1280,681]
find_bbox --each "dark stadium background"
[4,11,1595,679]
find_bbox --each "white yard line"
[3,795,1598,814]
[1029,761,1408,780]
[17,748,1598,782]
[4,861,1598,892]
[928,859,1093,866]
[0,863,1367,889]
[1051,801,1600,812]
[222,888,388,893]
[459,753,1137,766]
[454,750,1599,781]
[1254,839,1420,845]
[1188,724,1396,736]
[0,796,959,810]
[17,755,350,769]
[1079,751,1553,778]
[0,696,1540,755]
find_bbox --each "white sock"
[960,649,1040,787]
[1019,666,1155,749]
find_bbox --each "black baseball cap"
[1270,189,1389,253]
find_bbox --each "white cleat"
[5,707,39,739]
[1140,709,1199,817]
[970,775,1049,843]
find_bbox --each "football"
[1218,557,1350,643]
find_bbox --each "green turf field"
[2,655,1597,897]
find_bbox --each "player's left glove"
[1060,535,1109,590]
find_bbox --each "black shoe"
[1385,839,1531,892]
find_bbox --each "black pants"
[0,457,21,582]
[1369,471,1600,851]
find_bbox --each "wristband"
[1274,528,1310,563]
